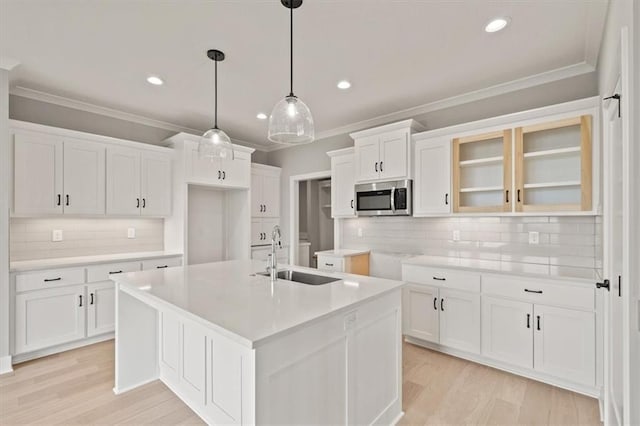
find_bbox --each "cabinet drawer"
[87,261,141,283]
[402,264,480,293]
[482,274,594,311]
[317,256,344,272]
[16,268,85,293]
[142,257,182,271]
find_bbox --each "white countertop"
[10,251,183,273]
[402,255,598,284]
[112,259,404,348]
[315,249,370,257]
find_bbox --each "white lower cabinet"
[533,304,595,386]
[251,218,279,247]
[482,296,534,369]
[15,285,86,354]
[402,284,480,354]
[86,282,116,337]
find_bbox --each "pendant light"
[268,0,314,144]
[199,49,234,160]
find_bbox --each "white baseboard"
[113,375,159,395]
[0,355,13,375]
[12,333,114,364]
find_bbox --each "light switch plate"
[453,230,461,241]
[127,228,136,239]
[529,231,540,244]
[52,230,63,242]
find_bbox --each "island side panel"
[114,285,159,394]
[255,289,403,425]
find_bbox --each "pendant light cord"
[214,59,218,129]
[289,3,294,97]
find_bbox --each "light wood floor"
[0,340,601,425]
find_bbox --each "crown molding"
[9,86,270,152]
[0,56,20,71]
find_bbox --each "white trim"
[10,86,269,153]
[288,170,332,265]
[268,62,596,152]
[0,355,13,375]
[11,333,114,364]
[349,119,425,139]
[0,57,20,71]
[163,131,255,154]
[113,375,159,395]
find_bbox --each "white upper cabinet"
[63,139,106,215]
[106,147,172,216]
[141,152,172,216]
[351,120,425,183]
[222,152,251,188]
[14,131,64,215]
[413,137,451,215]
[329,148,356,218]
[106,147,142,215]
[251,164,281,218]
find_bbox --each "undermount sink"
[258,270,340,285]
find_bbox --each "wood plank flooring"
[0,339,601,425]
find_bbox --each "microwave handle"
[390,187,396,212]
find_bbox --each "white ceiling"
[1,0,608,150]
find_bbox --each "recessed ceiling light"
[256,113,267,120]
[146,76,164,86]
[337,80,351,90]
[485,17,509,33]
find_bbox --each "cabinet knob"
[136,198,140,208]
[440,298,445,311]
[90,293,95,305]
[379,161,383,172]
[65,194,70,206]
[57,194,61,206]
[79,295,83,307]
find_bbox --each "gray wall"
[9,95,270,163]
[268,72,599,242]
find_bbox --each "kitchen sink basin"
[258,270,340,285]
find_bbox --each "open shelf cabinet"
[452,130,512,213]
[515,115,592,212]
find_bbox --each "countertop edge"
[10,252,184,273]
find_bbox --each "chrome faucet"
[268,225,282,282]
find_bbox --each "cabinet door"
[141,152,172,216]
[262,174,280,217]
[15,285,86,354]
[188,145,221,184]
[87,281,115,337]
[379,130,409,180]
[14,132,64,215]
[533,305,595,386]
[221,151,250,188]
[251,171,263,216]
[63,139,106,215]
[439,289,480,354]
[106,147,141,215]
[481,296,533,369]
[354,136,380,182]
[251,219,265,246]
[414,138,451,215]
[331,153,356,218]
[402,284,439,343]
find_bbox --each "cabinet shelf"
[523,146,581,159]
[459,156,504,167]
[319,180,332,189]
[459,186,504,193]
[523,181,581,189]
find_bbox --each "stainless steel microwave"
[354,180,412,216]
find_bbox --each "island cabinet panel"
[181,323,207,405]
[204,334,244,424]
[160,311,181,384]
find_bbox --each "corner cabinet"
[351,119,425,183]
[327,148,356,218]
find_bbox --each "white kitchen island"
[111,259,405,425]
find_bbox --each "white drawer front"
[482,274,594,311]
[317,256,344,272]
[87,261,141,283]
[142,256,182,271]
[16,268,85,293]
[402,264,481,293]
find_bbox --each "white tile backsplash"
[341,216,602,280]
[10,218,164,261]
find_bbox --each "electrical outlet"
[52,230,63,242]
[357,228,363,237]
[453,230,461,241]
[528,231,540,245]
[127,228,136,239]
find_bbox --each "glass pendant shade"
[268,95,314,144]
[199,127,234,160]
